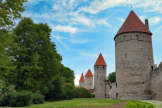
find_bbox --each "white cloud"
[153,26,162,34]
[78,0,132,14]
[74,75,80,85]
[77,0,162,14]
[52,25,77,34]
[149,17,162,25]
[117,18,125,22]
[97,19,111,27]
[139,15,147,23]
[53,35,69,49]
[53,35,94,44]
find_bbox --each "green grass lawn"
[17,98,128,108]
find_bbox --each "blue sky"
[18,0,162,85]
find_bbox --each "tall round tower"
[94,53,107,98]
[85,69,93,90]
[114,10,154,100]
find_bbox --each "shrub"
[91,94,95,98]
[74,87,92,98]
[0,91,32,107]
[32,93,44,104]
[123,101,155,108]
[63,83,74,100]
[74,87,81,98]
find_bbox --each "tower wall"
[94,66,106,98]
[84,76,93,90]
[115,32,154,99]
[79,82,84,88]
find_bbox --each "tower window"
[136,35,139,39]
[125,53,127,58]
[124,36,126,40]
[151,66,153,70]
[116,83,117,88]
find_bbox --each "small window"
[151,66,153,70]
[97,66,98,68]
[97,76,98,78]
[103,66,104,69]
[90,83,91,85]
[136,35,139,39]
[125,53,127,58]
[124,36,126,40]
[116,83,117,88]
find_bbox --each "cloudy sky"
[19,0,162,85]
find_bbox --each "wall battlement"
[150,61,162,100]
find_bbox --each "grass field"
[18,98,128,108]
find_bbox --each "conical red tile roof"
[79,73,84,82]
[94,53,107,66]
[115,10,152,39]
[85,69,93,77]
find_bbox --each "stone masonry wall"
[84,76,93,90]
[94,66,106,98]
[150,62,162,101]
[79,82,84,88]
[115,32,154,99]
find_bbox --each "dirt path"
[85,102,127,108]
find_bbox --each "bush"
[123,101,155,108]
[63,83,74,100]
[32,93,44,104]
[0,91,32,107]
[91,94,95,98]
[74,87,81,98]
[74,87,92,98]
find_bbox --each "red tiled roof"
[79,73,84,82]
[94,53,107,66]
[85,69,93,77]
[115,10,152,39]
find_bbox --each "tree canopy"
[108,72,116,82]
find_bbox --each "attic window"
[125,53,127,58]
[124,36,126,40]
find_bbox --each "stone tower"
[84,69,93,90]
[94,53,107,98]
[114,10,154,100]
[79,73,84,87]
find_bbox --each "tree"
[8,17,64,93]
[0,0,27,81]
[8,18,43,92]
[60,66,75,85]
[108,72,116,82]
